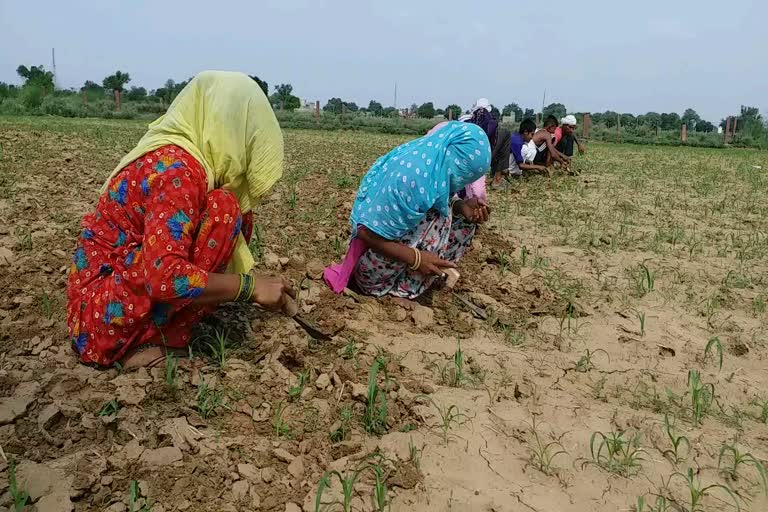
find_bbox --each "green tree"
[602,111,620,128]
[16,65,54,93]
[249,75,269,96]
[102,71,131,93]
[660,112,681,130]
[620,113,636,127]
[125,86,147,101]
[736,105,765,141]
[502,103,523,120]
[523,108,535,120]
[643,112,662,128]
[417,102,435,118]
[542,102,566,120]
[367,100,383,116]
[345,102,359,112]
[444,104,461,120]
[271,83,300,111]
[682,108,700,130]
[323,98,343,114]
[382,106,399,118]
[0,82,17,103]
[695,120,715,133]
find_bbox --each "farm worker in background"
[528,115,569,171]
[324,122,491,299]
[66,71,295,369]
[490,118,548,188]
[554,114,586,159]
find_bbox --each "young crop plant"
[686,370,715,426]
[587,430,645,477]
[526,416,568,475]
[718,443,768,495]
[661,413,690,465]
[574,348,609,373]
[703,336,723,370]
[671,467,740,511]
[364,357,389,435]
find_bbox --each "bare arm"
[356,224,457,276]
[194,273,295,310]
[520,162,547,172]
[544,136,568,164]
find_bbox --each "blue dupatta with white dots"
[350,121,490,240]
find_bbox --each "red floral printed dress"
[66,145,252,367]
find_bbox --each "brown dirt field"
[0,117,767,512]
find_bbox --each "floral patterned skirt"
[353,209,476,299]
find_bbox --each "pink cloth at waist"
[323,237,367,293]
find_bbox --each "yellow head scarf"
[102,71,284,273]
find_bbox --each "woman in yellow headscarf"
[66,71,294,368]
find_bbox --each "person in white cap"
[554,114,586,159]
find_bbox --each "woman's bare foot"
[120,346,188,370]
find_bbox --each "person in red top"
[554,114,586,160]
[66,71,295,369]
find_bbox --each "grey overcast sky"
[1,0,765,122]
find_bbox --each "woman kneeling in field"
[67,71,294,369]
[325,122,491,299]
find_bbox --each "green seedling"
[9,459,29,512]
[369,456,390,511]
[636,310,646,336]
[285,180,298,210]
[753,399,768,424]
[364,357,389,435]
[575,348,609,373]
[497,250,509,276]
[129,480,152,512]
[500,325,525,346]
[636,495,669,512]
[341,338,358,360]
[687,370,715,426]
[430,341,467,388]
[526,416,567,475]
[629,263,655,297]
[248,223,265,260]
[41,290,53,320]
[314,470,357,512]
[718,443,768,495]
[330,405,353,443]
[587,430,645,477]
[520,245,529,267]
[661,413,690,465]
[482,370,514,404]
[752,295,766,316]
[165,353,179,390]
[196,379,225,419]
[418,395,468,446]
[98,398,120,417]
[671,467,740,512]
[289,370,309,401]
[703,336,723,370]
[203,328,230,370]
[272,400,292,438]
[408,437,421,469]
[17,229,32,251]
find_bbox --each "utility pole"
[393,82,397,110]
[51,48,57,89]
[541,89,546,115]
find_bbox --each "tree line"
[2,64,765,142]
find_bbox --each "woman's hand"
[457,198,491,224]
[417,251,457,276]
[251,275,295,311]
